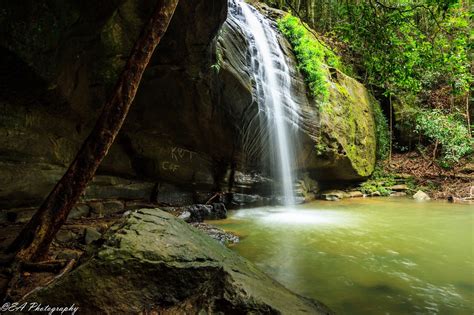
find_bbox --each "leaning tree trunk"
[6,0,179,263]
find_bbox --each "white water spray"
[229,0,299,205]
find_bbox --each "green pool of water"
[212,198,474,314]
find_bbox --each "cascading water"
[229,0,300,205]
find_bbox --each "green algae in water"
[212,198,474,314]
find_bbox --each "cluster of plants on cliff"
[279,13,391,160]
[278,14,338,103]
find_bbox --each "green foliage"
[210,63,220,73]
[360,177,395,196]
[273,1,472,100]
[211,49,223,73]
[314,137,326,155]
[278,14,337,103]
[434,6,472,94]
[415,109,473,167]
[373,102,390,160]
[270,0,472,168]
[359,181,391,196]
[359,165,396,196]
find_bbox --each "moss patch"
[319,69,377,177]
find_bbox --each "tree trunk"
[466,92,471,138]
[6,0,179,263]
[389,93,393,162]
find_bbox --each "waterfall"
[229,0,299,205]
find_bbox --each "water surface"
[212,198,474,314]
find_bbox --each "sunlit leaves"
[278,15,332,103]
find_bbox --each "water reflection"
[234,207,359,227]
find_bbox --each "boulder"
[348,191,364,198]
[54,230,80,245]
[67,204,90,220]
[5,207,36,223]
[88,200,127,218]
[102,200,125,215]
[88,202,104,218]
[83,227,102,245]
[413,190,431,201]
[190,222,239,245]
[28,209,332,314]
[320,190,348,201]
[390,192,407,197]
[300,68,378,181]
[178,203,227,223]
[298,173,320,202]
[231,193,267,208]
[390,184,409,191]
[211,202,227,218]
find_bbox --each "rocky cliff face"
[0,0,378,209]
[218,3,377,182]
[0,0,231,208]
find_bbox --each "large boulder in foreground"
[29,209,332,314]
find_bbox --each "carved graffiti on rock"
[161,161,180,172]
[170,147,195,162]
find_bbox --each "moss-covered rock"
[27,209,333,314]
[304,67,377,181]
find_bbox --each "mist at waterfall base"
[230,0,300,206]
[212,199,474,315]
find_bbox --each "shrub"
[415,109,473,167]
[360,165,396,196]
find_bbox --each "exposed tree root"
[21,259,76,301]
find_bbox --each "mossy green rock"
[28,209,332,314]
[302,67,377,181]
